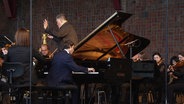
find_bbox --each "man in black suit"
[47,40,95,104]
[43,13,78,50]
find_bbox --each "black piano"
[72,11,151,104]
[73,11,150,83]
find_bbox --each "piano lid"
[73,11,150,61]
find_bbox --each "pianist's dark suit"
[47,50,88,104]
[48,50,88,86]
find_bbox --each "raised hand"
[47,35,53,39]
[2,48,8,55]
[43,19,48,29]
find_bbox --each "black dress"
[154,62,166,103]
[4,45,46,85]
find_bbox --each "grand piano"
[72,11,150,84]
[72,11,151,104]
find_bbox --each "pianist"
[47,40,95,104]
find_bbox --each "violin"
[157,59,164,66]
[4,36,15,46]
[4,44,13,49]
[1,36,15,51]
[168,60,184,84]
[49,48,58,58]
[167,61,184,72]
[173,60,184,69]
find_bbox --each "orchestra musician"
[152,52,166,104]
[168,52,184,104]
[47,40,95,104]
[132,51,145,62]
[1,28,47,85]
[0,52,10,104]
[43,13,78,50]
[1,28,50,104]
[39,44,51,58]
[167,56,179,84]
[35,44,52,85]
[131,52,147,104]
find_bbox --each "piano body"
[72,11,151,84]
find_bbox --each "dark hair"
[178,52,184,57]
[170,56,179,65]
[63,40,74,49]
[152,52,162,59]
[56,13,67,20]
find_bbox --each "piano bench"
[33,85,78,104]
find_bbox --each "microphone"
[124,39,138,46]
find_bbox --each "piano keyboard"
[72,71,99,74]
[43,71,99,75]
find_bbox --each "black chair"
[2,62,24,84]
[2,62,25,103]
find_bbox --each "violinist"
[0,52,10,104]
[168,52,184,104]
[35,44,52,81]
[132,51,145,62]
[131,52,146,104]
[0,37,16,104]
[152,52,166,104]
[178,53,184,63]
[0,28,49,104]
[2,28,48,85]
[167,56,179,84]
[39,44,51,58]
[173,53,184,81]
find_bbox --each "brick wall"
[0,0,30,41]
[32,0,115,50]
[0,1,16,39]
[0,0,115,50]
[0,0,183,63]
[123,0,184,62]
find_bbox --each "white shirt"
[64,49,69,54]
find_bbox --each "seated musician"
[47,40,95,104]
[168,52,184,104]
[132,51,145,62]
[131,52,147,104]
[167,56,179,84]
[39,44,51,58]
[35,44,52,84]
[0,53,10,104]
[1,28,50,104]
[2,28,47,85]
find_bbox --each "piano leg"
[78,83,92,104]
